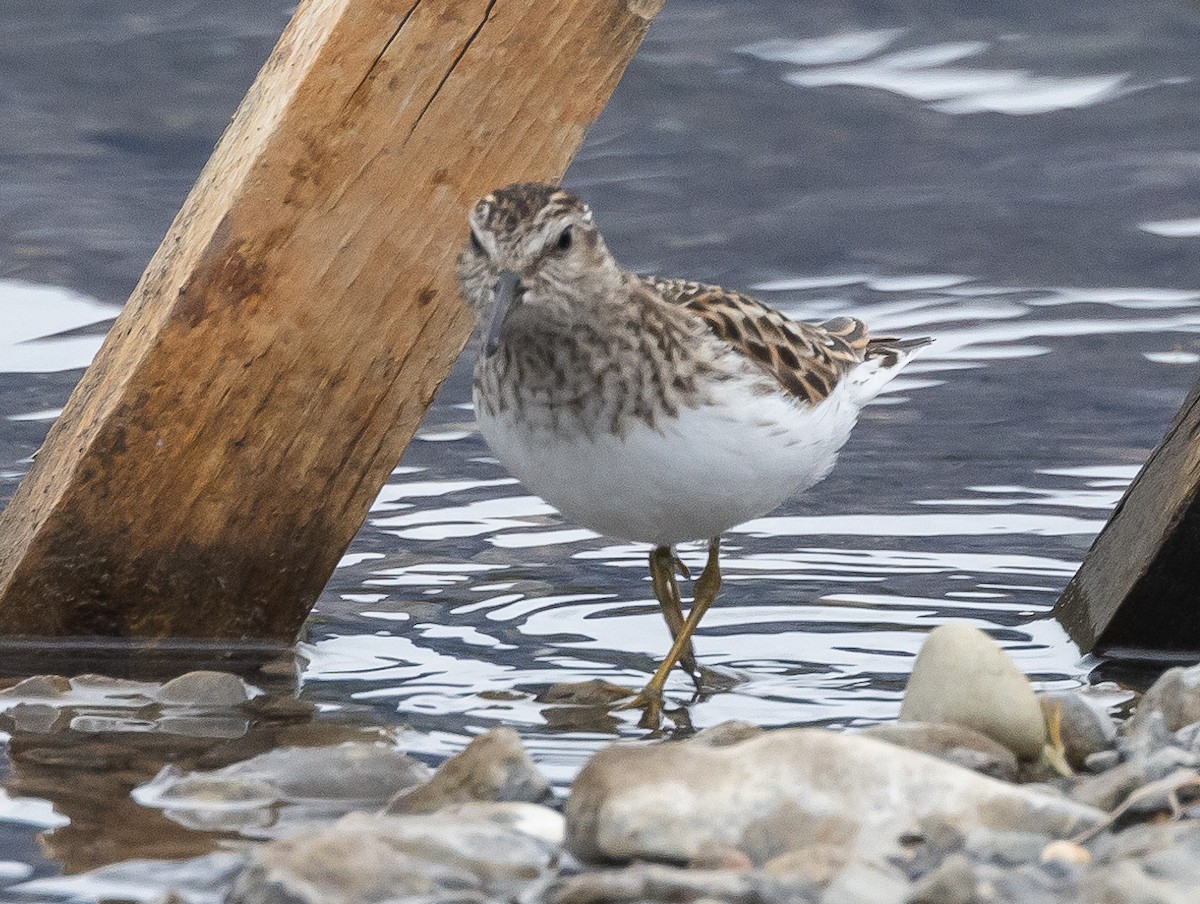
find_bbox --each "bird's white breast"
[475,373,862,546]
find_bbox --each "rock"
[0,675,70,697]
[226,808,559,904]
[158,671,251,707]
[1070,747,1197,812]
[565,727,1103,866]
[386,728,551,814]
[1077,860,1195,904]
[907,853,978,904]
[899,624,1045,759]
[240,695,317,721]
[10,853,245,904]
[4,703,62,732]
[861,722,1018,781]
[438,801,564,845]
[1128,663,1200,733]
[1040,839,1090,865]
[548,864,819,904]
[821,859,910,904]
[135,741,432,831]
[1121,710,1177,762]
[1040,692,1117,769]
[762,845,846,885]
[962,829,1052,867]
[689,840,754,871]
[537,679,632,706]
[1084,750,1121,774]
[692,720,764,748]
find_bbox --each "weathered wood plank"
[1054,373,1200,657]
[0,0,663,648]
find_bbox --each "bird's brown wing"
[641,276,872,405]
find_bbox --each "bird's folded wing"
[641,276,868,405]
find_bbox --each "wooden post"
[0,0,663,657]
[1055,374,1200,659]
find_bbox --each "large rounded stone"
[899,624,1045,759]
[565,727,1103,866]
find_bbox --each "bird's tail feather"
[844,335,932,405]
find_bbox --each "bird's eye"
[556,226,573,252]
[469,230,485,254]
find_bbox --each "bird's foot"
[614,687,666,729]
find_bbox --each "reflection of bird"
[457,183,930,723]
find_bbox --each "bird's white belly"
[476,381,861,546]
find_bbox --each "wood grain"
[0,0,660,648]
[1055,374,1200,657]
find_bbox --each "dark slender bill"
[485,269,523,357]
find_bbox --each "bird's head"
[456,183,621,356]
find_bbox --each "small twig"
[1070,769,1200,845]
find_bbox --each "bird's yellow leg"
[621,538,721,726]
[649,546,699,680]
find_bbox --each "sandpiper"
[456,183,930,723]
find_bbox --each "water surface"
[2,0,1200,898]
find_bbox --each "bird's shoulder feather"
[638,275,872,404]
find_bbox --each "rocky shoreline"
[3,625,1200,903]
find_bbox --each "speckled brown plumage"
[642,276,928,405]
[471,276,721,439]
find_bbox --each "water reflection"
[744,35,1136,116]
[3,0,1200,897]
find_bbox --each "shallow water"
[2,0,1200,898]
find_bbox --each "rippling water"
[2,0,1200,898]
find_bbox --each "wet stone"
[0,675,71,697]
[158,670,251,707]
[239,694,317,721]
[17,741,134,771]
[861,721,1018,781]
[899,624,1046,760]
[4,703,63,733]
[1040,692,1117,770]
[386,727,551,815]
[537,679,632,706]
[136,741,432,825]
[226,807,560,904]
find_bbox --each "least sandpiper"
[457,183,930,722]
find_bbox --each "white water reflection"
[0,279,118,374]
[1139,216,1200,238]
[743,36,1139,115]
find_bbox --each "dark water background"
[2,0,1200,898]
